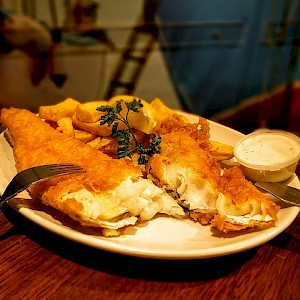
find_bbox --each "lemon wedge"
[108,95,160,134]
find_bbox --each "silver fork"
[0,163,85,208]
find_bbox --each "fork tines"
[47,163,83,170]
[44,164,84,174]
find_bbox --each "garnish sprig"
[97,99,161,165]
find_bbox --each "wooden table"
[1,166,299,300]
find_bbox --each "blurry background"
[0,0,299,135]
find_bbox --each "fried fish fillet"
[0,108,184,236]
[146,115,280,233]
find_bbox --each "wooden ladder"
[104,22,158,98]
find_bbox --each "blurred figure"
[0,8,53,85]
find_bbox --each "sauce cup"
[234,130,300,182]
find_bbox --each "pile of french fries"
[38,95,234,160]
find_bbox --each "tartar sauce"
[235,132,300,166]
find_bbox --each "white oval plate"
[0,114,299,259]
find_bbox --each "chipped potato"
[88,137,118,155]
[209,140,234,161]
[151,98,189,123]
[87,137,112,149]
[57,117,74,137]
[74,129,97,143]
[72,112,112,136]
[38,96,234,162]
[39,98,80,122]
[76,101,108,123]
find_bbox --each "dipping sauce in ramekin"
[234,130,300,182]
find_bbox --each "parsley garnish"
[97,99,161,165]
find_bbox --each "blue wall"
[158,0,300,117]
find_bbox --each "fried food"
[39,98,80,122]
[0,108,185,236]
[212,167,279,232]
[1,95,280,235]
[57,117,74,137]
[74,129,97,143]
[71,112,113,136]
[38,97,234,162]
[209,140,234,161]
[150,98,189,123]
[76,101,107,123]
[146,114,279,233]
[87,137,114,150]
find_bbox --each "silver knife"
[255,182,300,207]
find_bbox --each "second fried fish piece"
[147,115,279,233]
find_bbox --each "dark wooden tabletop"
[1,164,299,300]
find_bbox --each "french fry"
[108,95,137,105]
[87,137,118,156]
[150,98,174,118]
[39,98,80,122]
[209,140,234,161]
[151,98,189,123]
[74,129,97,143]
[76,101,108,123]
[57,117,74,137]
[72,112,113,136]
[87,137,112,149]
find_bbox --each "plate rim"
[11,202,300,259]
